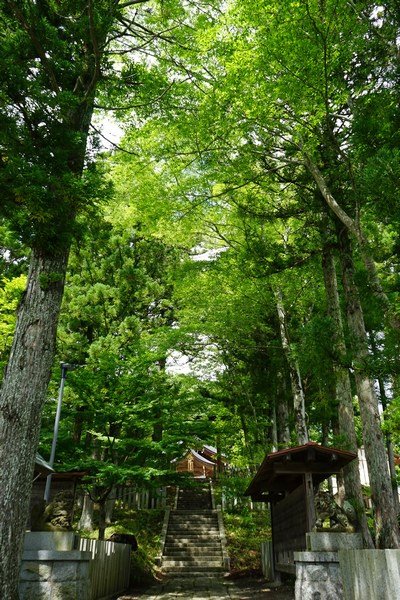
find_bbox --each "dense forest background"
[0,0,400,594]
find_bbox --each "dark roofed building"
[245,442,357,574]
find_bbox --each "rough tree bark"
[0,249,69,597]
[338,227,400,548]
[0,2,130,594]
[78,492,95,531]
[304,156,395,325]
[276,371,291,446]
[369,333,400,514]
[275,291,309,445]
[321,240,373,547]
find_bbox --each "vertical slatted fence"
[77,538,131,600]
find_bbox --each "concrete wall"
[20,533,131,600]
[339,549,400,600]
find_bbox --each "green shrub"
[223,507,271,575]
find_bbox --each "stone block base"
[294,551,342,600]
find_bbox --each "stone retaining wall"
[293,534,400,600]
[20,532,131,600]
[294,551,342,600]
[20,549,91,600]
[339,549,400,600]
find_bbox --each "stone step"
[162,559,223,568]
[169,516,218,521]
[163,544,222,551]
[164,542,222,550]
[166,573,225,580]
[171,509,217,515]
[163,552,223,560]
[168,532,219,536]
[165,537,221,544]
[163,565,224,573]
[168,521,219,531]
[168,524,219,535]
[164,546,222,552]
[169,516,218,523]
[171,517,216,521]
[166,530,221,536]
[168,524,218,529]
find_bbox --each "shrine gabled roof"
[190,449,216,465]
[244,442,356,499]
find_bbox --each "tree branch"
[7,0,60,94]
[90,123,139,155]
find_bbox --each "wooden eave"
[34,454,54,475]
[190,449,216,466]
[245,442,356,499]
[35,470,87,481]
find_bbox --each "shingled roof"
[245,442,356,500]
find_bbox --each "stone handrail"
[155,506,171,566]
[216,505,230,571]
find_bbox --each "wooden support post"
[304,474,316,532]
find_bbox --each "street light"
[44,362,78,503]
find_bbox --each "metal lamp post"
[44,362,77,503]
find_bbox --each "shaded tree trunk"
[276,371,291,446]
[78,492,95,531]
[0,249,69,596]
[369,333,400,514]
[98,500,107,541]
[322,240,373,547]
[271,397,278,451]
[275,292,308,445]
[152,358,166,443]
[105,487,117,525]
[338,227,400,548]
[304,155,395,327]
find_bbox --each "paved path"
[117,575,294,600]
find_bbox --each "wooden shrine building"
[175,449,217,479]
[245,442,356,574]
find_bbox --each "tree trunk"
[78,492,95,531]
[0,248,69,597]
[105,487,117,525]
[304,155,396,328]
[271,397,278,451]
[240,414,254,462]
[322,240,373,547]
[338,227,400,548]
[98,500,107,541]
[369,333,400,513]
[275,292,308,445]
[378,378,400,513]
[276,371,291,446]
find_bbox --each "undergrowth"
[78,507,164,586]
[223,508,271,576]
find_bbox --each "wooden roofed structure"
[175,449,217,479]
[245,442,357,574]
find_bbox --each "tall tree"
[0,0,195,594]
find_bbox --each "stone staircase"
[161,483,227,577]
